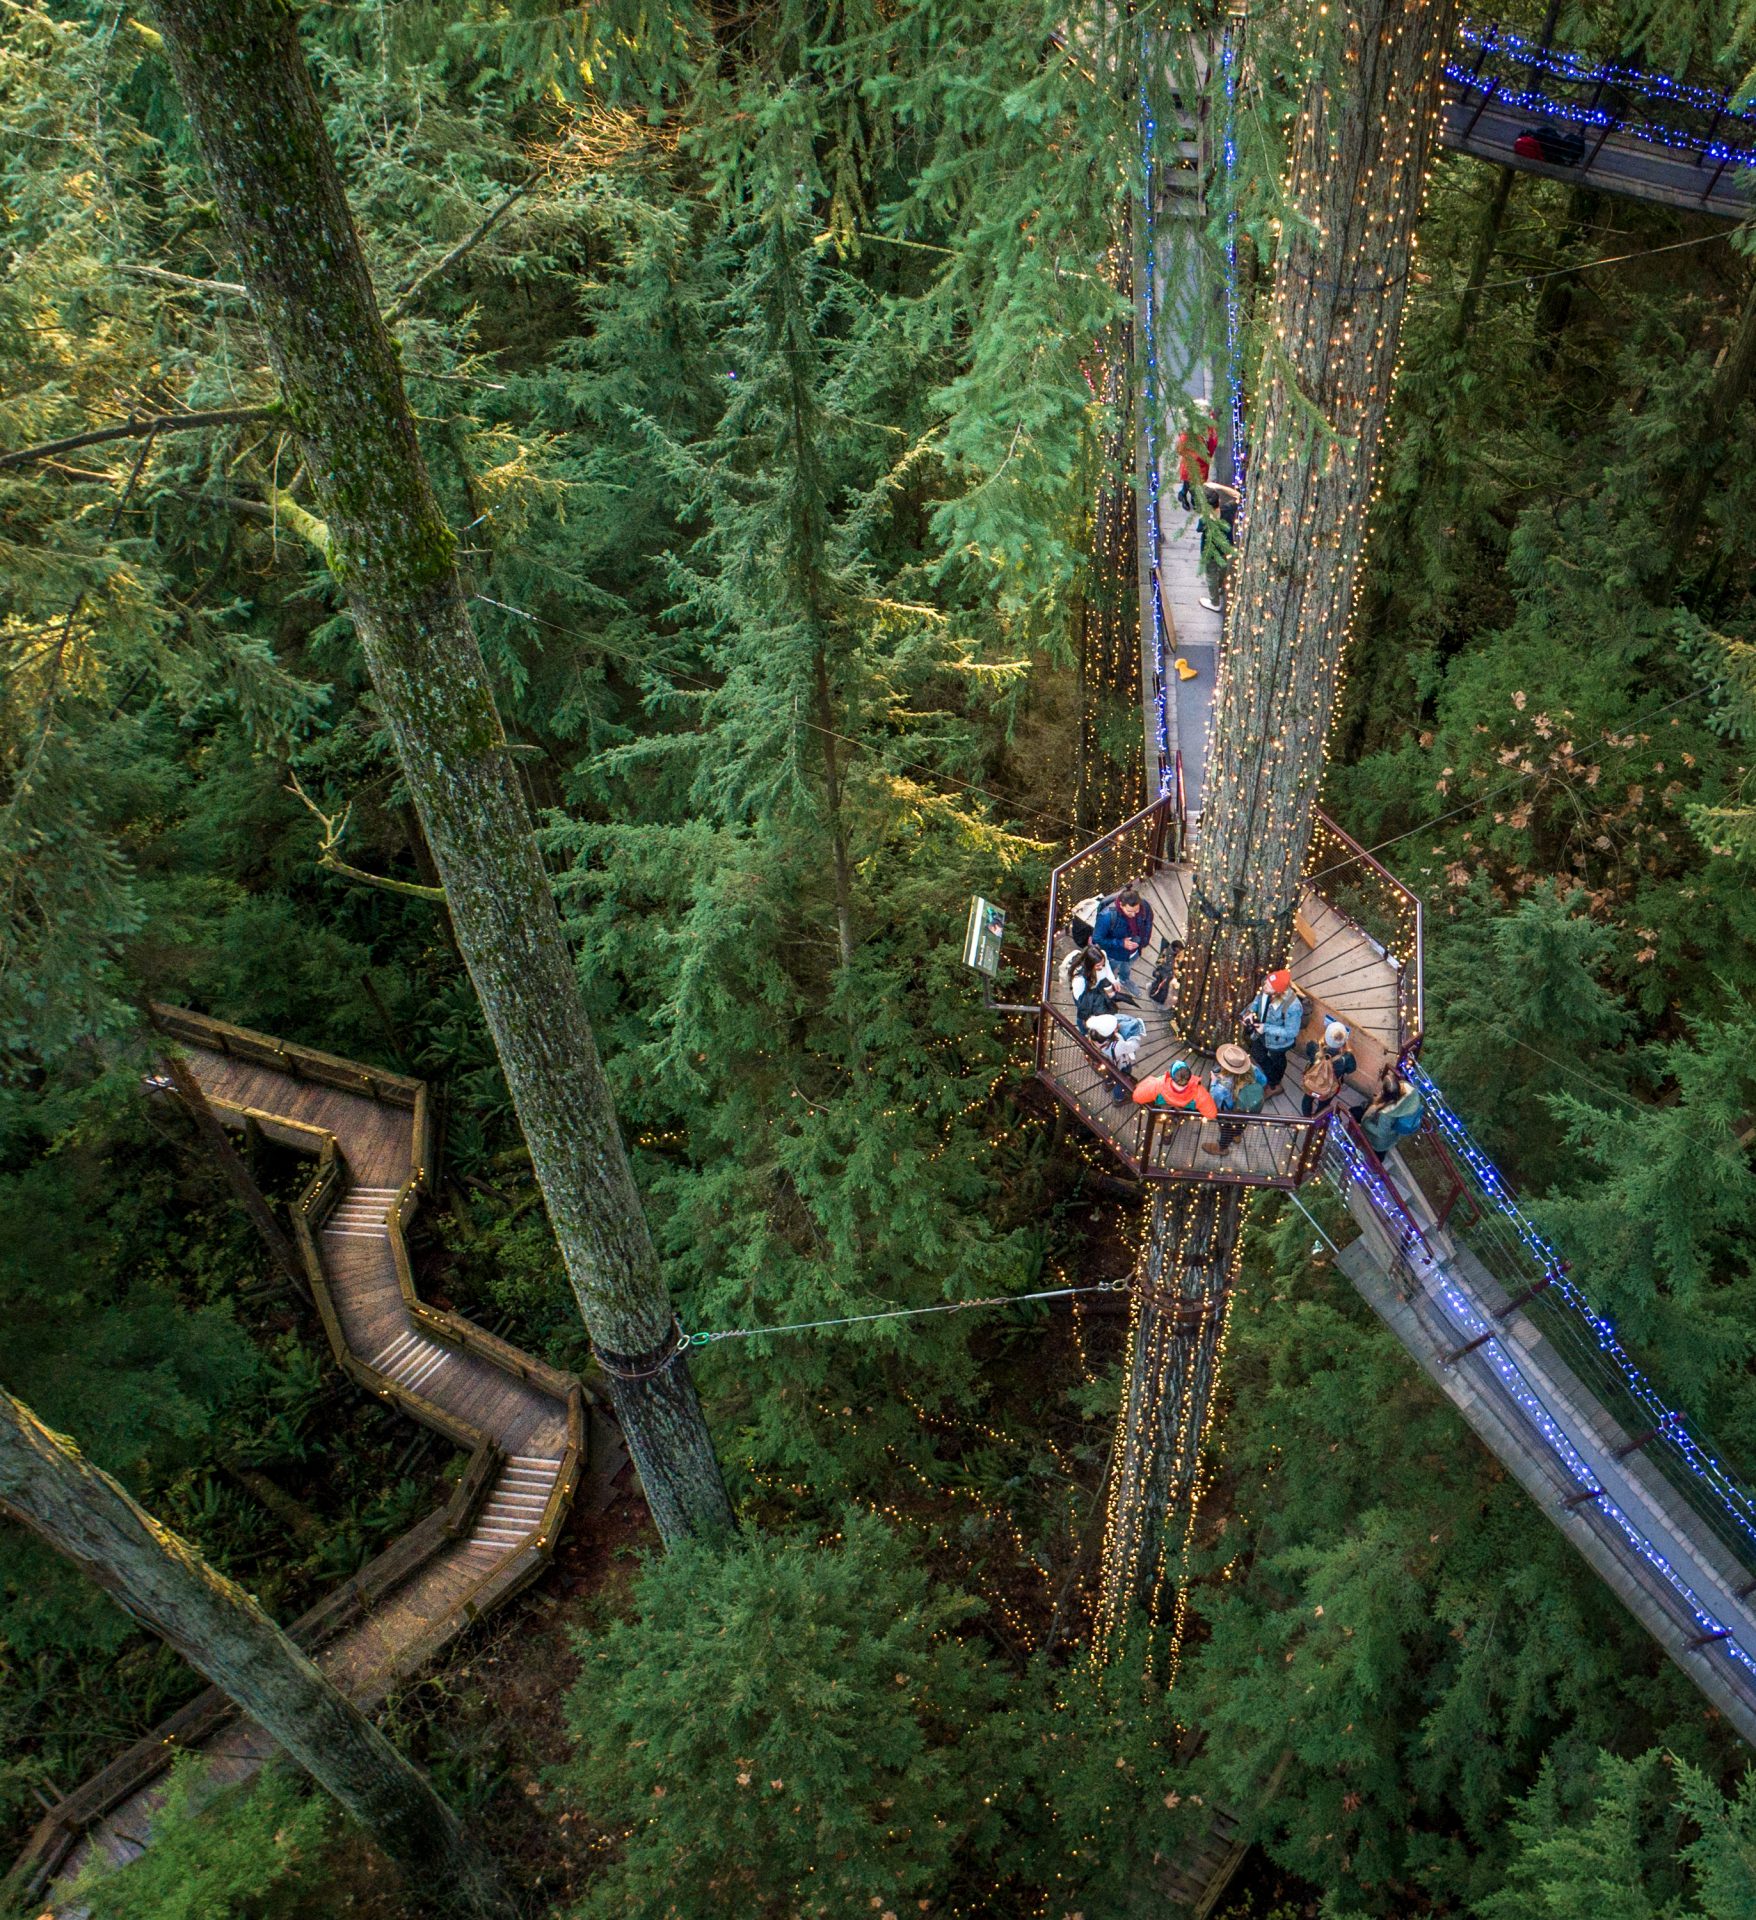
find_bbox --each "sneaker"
[1198,595,1222,613]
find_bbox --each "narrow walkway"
[1440,24,1755,219]
[1331,1104,1756,1743]
[7,1009,589,1909]
[1144,62,1226,822]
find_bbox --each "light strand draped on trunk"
[0,1388,508,1918]
[144,0,732,1543]
[1096,0,1457,1663]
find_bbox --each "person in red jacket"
[1132,1058,1218,1120]
[1176,418,1220,510]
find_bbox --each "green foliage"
[1481,1750,1756,1920]
[60,1759,333,1920]
[558,1513,1006,1918]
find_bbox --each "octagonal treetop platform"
[1034,798,1423,1190]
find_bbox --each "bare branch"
[383,174,540,326]
[286,771,447,902]
[117,263,248,298]
[0,407,274,472]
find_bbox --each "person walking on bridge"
[1243,969,1303,1091]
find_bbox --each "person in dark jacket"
[1299,1019,1356,1118]
[1095,886,1153,983]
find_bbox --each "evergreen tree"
[142,0,732,1542]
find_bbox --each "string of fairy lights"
[1193,0,1448,981]
[1452,19,1756,166]
[1323,1119,1756,1676]
[1407,1065,1756,1554]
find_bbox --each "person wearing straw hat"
[1205,1041,1267,1155]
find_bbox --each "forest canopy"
[5,1,1756,1916]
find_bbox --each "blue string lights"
[1138,40,1173,798]
[1449,20,1756,169]
[1407,1065,1756,1554]
[1221,26,1245,503]
[1323,1117,1756,1677]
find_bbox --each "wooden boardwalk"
[8,1009,588,1910]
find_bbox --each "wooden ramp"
[5,1008,590,1910]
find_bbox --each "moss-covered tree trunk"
[0,1388,506,1917]
[146,0,732,1544]
[1097,0,1455,1657]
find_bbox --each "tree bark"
[0,1388,506,1917]
[1664,270,1756,585]
[146,0,732,1543]
[1097,0,1456,1656]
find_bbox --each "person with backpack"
[1148,938,1184,1012]
[1204,1042,1267,1155]
[1299,1019,1356,1119]
[1095,886,1154,983]
[1355,1063,1424,1155]
[1084,1011,1143,1101]
[1242,968,1303,1090]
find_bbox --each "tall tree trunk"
[0,1388,507,1918]
[1450,163,1516,349]
[146,0,732,1543]
[1097,0,1456,1657]
[1664,270,1756,586]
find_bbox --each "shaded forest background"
[4,0,1756,1913]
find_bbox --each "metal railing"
[1303,810,1425,1055]
[1446,19,1756,201]
[1394,1070,1756,1586]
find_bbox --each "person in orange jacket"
[1132,1058,1218,1121]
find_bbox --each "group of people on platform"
[1062,887,1423,1161]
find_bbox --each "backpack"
[1233,1075,1265,1115]
[1148,949,1175,1006]
[1302,1049,1339,1102]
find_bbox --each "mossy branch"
[286,772,446,903]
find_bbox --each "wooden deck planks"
[29,1014,591,1909]
[1047,863,1406,1181]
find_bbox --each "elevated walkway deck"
[1329,1105,1756,1743]
[1036,797,1420,1190]
[5,1009,592,1911]
[1439,23,1755,218]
